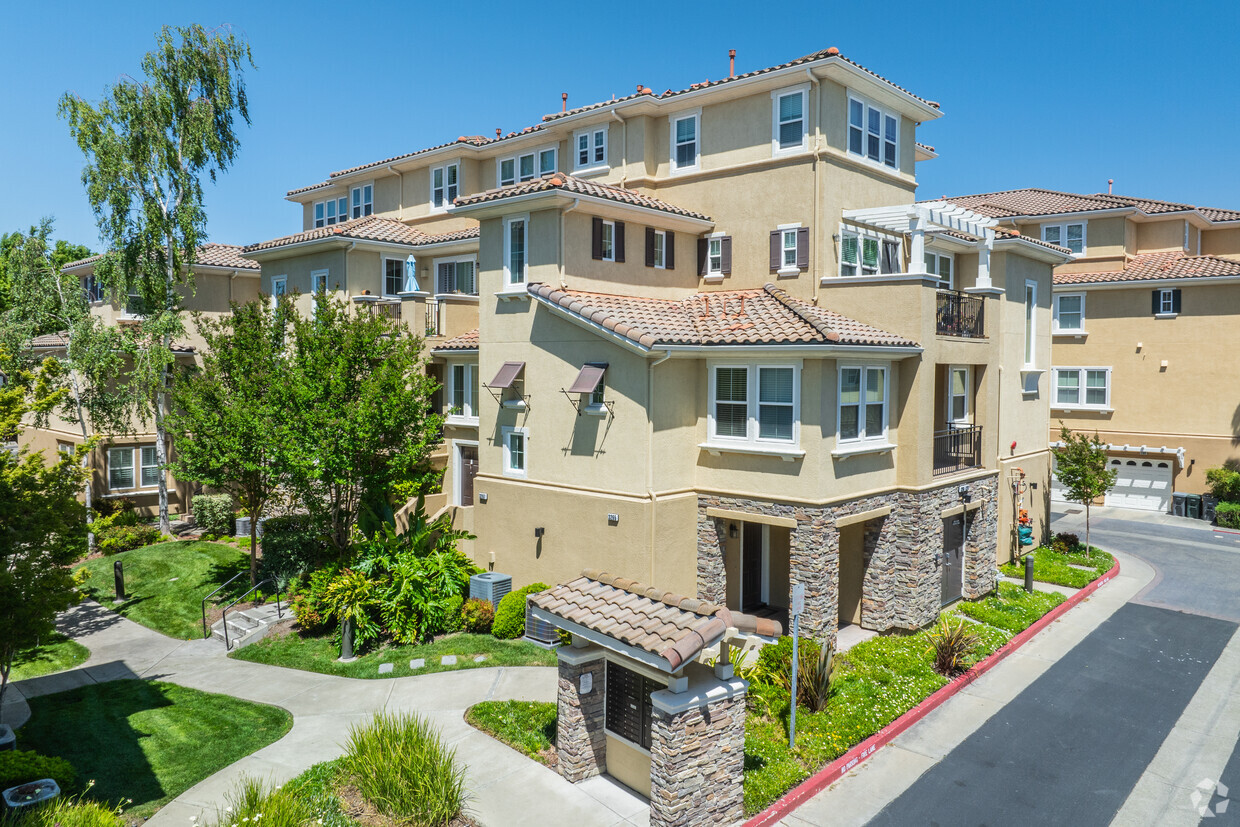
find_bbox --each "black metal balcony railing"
[936,290,985,338]
[425,298,441,337]
[933,424,982,476]
[377,299,401,321]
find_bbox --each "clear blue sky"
[4,0,1238,251]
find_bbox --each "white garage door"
[1104,458,1173,512]
[1050,464,1069,504]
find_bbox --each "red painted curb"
[744,558,1122,827]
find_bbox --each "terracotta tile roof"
[242,215,432,254]
[432,328,479,351]
[421,226,481,245]
[529,570,747,671]
[30,330,194,353]
[915,141,936,153]
[992,226,1074,255]
[939,188,1240,223]
[1054,252,1240,285]
[528,282,917,350]
[453,173,711,221]
[61,243,259,272]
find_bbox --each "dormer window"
[499,147,557,187]
[1042,222,1085,255]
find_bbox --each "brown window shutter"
[592,217,603,260]
[615,221,626,263]
[666,232,676,270]
[721,236,732,274]
[1172,288,1182,313]
[769,230,781,271]
[796,227,810,269]
[698,238,708,276]
[645,227,656,267]
[1151,290,1160,314]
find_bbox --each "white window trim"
[777,222,802,276]
[846,92,899,171]
[1051,366,1112,411]
[382,257,407,297]
[771,83,810,156]
[350,183,374,220]
[600,220,616,262]
[430,162,460,212]
[452,439,479,507]
[704,361,802,455]
[446,361,480,425]
[573,127,608,173]
[705,231,726,282]
[838,225,903,277]
[270,276,287,310]
[652,229,668,270]
[310,269,329,294]
[1157,288,1177,317]
[1023,280,1038,369]
[1041,221,1087,257]
[497,144,557,187]
[947,365,971,424]
[836,363,891,446]
[433,254,479,297]
[313,195,349,229]
[107,445,159,491]
[1053,292,1087,335]
[925,249,955,290]
[501,426,529,479]
[503,213,530,289]
[670,109,701,175]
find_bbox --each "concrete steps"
[210,602,287,650]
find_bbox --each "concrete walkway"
[2,602,647,827]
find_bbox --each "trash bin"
[1186,494,1203,520]
[1203,495,1218,523]
[1172,492,1187,517]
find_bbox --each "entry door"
[941,514,966,606]
[741,523,766,612]
[458,445,479,506]
[838,523,866,626]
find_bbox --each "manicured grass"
[999,547,1115,588]
[231,630,556,678]
[956,583,1067,633]
[76,541,249,640]
[8,633,90,681]
[465,700,557,764]
[15,679,292,819]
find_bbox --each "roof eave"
[1054,274,1240,290]
[659,342,922,357]
[451,189,713,232]
[242,235,424,262]
[992,236,1075,264]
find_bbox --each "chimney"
[1108,178,1114,195]
[561,92,568,112]
[729,49,736,79]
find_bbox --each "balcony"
[935,290,985,338]
[933,424,982,476]
[425,298,441,337]
[377,298,401,321]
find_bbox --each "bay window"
[838,365,888,443]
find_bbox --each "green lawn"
[9,633,90,681]
[465,700,557,764]
[15,679,292,819]
[75,541,249,640]
[956,583,1067,633]
[1000,548,1115,588]
[231,630,557,678]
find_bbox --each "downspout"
[560,198,580,289]
[388,164,402,218]
[612,110,627,187]
[647,349,672,585]
[807,67,823,305]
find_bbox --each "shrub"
[210,776,316,827]
[1206,467,1240,503]
[1051,532,1080,553]
[93,498,138,521]
[927,615,980,676]
[192,494,234,536]
[96,523,162,555]
[439,593,464,635]
[340,712,467,826]
[291,564,341,633]
[461,598,494,635]
[0,749,76,790]
[322,568,382,652]
[261,515,332,582]
[753,636,834,710]
[19,787,126,827]
[491,582,549,640]
[1216,501,1240,529]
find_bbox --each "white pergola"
[842,203,999,289]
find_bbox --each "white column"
[976,230,994,289]
[908,211,927,275]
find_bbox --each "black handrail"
[202,571,248,639]
[221,579,283,650]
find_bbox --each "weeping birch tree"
[59,24,254,533]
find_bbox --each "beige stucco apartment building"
[945,188,1240,509]
[241,47,1071,644]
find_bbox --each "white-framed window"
[431,163,459,210]
[498,146,556,187]
[107,447,133,490]
[311,270,329,294]
[350,184,373,219]
[708,363,800,447]
[270,276,287,310]
[1042,222,1085,255]
[57,441,74,456]
[504,215,528,286]
[707,235,724,276]
[847,95,898,169]
[1158,288,1176,315]
[448,362,480,420]
[840,229,901,276]
[600,220,615,262]
[313,195,349,228]
[838,365,888,444]
[1053,367,1110,409]
[107,445,159,490]
[82,276,104,303]
[780,227,799,270]
[1053,293,1085,332]
[590,370,606,408]
[925,252,954,288]
[383,258,405,296]
[651,229,667,269]
[671,112,700,172]
[1024,280,1037,367]
[501,426,528,478]
[435,256,478,295]
[772,84,808,153]
[574,127,607,171]
[948,366,971,423]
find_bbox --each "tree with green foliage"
[281,293,441,555]
[0,354,89,711]
[59,23,254,535]
[167,299,290,585]
[1053,424,1117,559]
[0,227,92,315]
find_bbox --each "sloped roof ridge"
[763,283,841,342]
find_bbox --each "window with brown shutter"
[721,236,732,274]
[605,660,661,750]
[796,227,809,269]
[646,227,656,267]
[592,216,604,260]
[666,232,675,269]
[698,238,709,276]
[769,230,781,271]
[615,221,625,263]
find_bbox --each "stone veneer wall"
[649,693,745,827]
[556,651,607,783]
[697,474,1000,642]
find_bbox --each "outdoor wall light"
[478,492,488,503]
[534,527,545,538]
[729,522,739,539]
[958,485,971,504]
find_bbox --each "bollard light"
[1024,553,1036,594]
[114,560,126,601]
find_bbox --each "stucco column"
[908,211,927,274]
[556,646,607,782]
[976,230,995,289]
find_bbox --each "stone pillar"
[695,506,727,605]
[556,646,607,783]
[649,676,747,827]
[963,476,1000,598]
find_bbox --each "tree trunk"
[1084,502,1091,560]
[155,378,172,536]
[0,648,12,712]
[249,504,259,587]
[68,365,94,549]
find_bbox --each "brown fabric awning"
[567,364,607,394]
[487,361,525,389]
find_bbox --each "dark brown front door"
[460,446,478,506]
[741,522,764,611]
[941,514,966,606]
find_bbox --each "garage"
[1104,458,1174,512]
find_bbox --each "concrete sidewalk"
[3,601,647,827]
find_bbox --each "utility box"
[470,572,512,608]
